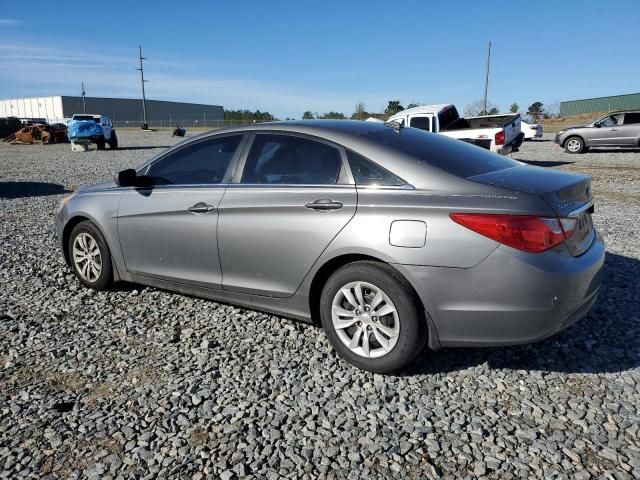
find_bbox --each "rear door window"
[623,112,640,125]
[241,134,343,185]
[409,116,431,132]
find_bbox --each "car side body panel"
[217,184,357,297]
[117,185,227,289]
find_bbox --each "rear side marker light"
[450,213,576,253]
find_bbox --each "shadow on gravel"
[405,252,640,376]
[519,160,575,168]
[114,146,171,151]
[584,148,640,154]
[0,181,71,199]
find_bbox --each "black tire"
[108,131,118,149]
[564,136,585,154]
[320,261,426,373]
[68,221,113,290]
[96,136,106,150]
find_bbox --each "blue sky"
[1,0,639,119]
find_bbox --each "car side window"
[346,150,407,187]
[409,116,431,132]
[241,134,342,185]
[623,113,640,125]
[600,115,621,127]
[147,135,242,185]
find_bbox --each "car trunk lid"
[469,165,595,256]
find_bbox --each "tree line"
[224,99,558,124]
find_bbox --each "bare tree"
[464,99,498,116]
[546,101,560,118]
[351,102,368,120]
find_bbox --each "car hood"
[561,124,589,131]
[77,180,117,193]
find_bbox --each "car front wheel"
[69,221,113,290]
[564,136,585,154]
[320,261,426,373]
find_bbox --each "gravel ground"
[1,132,639,479]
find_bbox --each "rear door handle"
[305,198,343,210]
[187,202,215,213]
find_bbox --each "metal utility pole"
[81,82,87,113]
[137,45,149,129]
[482,41,492,115]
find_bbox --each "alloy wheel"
[566,138,582,152]
[331,281,400,358]
[72,232,102,283]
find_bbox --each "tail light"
[495,130,505,145]
[450,213,577,253]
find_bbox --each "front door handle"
[610,128,618,131]
[305,198,343,210]
[187,202,215,213]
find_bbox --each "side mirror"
[115,169,137,187]
[593,122,601,128]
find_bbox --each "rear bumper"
[70,135,103,144]
[396,232,605,347]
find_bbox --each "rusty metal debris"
[3,124,69,145]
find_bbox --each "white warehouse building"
[0,96,224,126]
[0,96,65,122]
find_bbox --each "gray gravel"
[1,132,639,479]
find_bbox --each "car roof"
[140,120,517,193]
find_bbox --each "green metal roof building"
[560,93,640,116]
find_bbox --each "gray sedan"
[56,121,604,372]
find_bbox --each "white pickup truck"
[69,114,118,150]
[387,104,523,155]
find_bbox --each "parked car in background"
[388,104,524,155]
[555,110,640,153]
[520,118,543,139]
[68,114,118,150]
[56,120,603,373]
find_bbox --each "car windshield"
[363,127,521,178]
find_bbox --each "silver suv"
[555,111,640,153]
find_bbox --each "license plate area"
[567,212,594,256]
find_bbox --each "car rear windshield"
[363,127,521,178]
[73,116,99,122]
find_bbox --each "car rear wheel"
[564,136,585,154]
[69,221,113,290]
[96,136,106,150]
[320,261,426,373]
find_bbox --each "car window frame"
[344,148,412,190]
[622,112,640,125]
[138,132,250,189]
[230,131,354,187]
[409,115,431,132]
